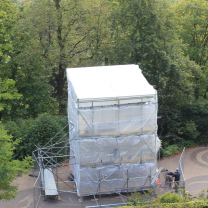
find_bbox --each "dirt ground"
[1,146,208,208]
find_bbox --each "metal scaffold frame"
[33,123,77,208]
[32,108,185,208]
[66,65,161,200]
[33,65,179,207]
[32,113,162,208]
[32,132,185,208]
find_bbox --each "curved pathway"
[159,146,208,196]
[1,146,208,207]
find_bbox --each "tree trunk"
[54,0,67,115]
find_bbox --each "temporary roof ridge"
[66,65,156,100]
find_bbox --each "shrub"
[3,113,68,160]
[127,190,152,206]
[122,201,208,208]
[163,144,181,156]
[151,192,182,204]
[123,188,208,208]
[0,125,33,200]
[181,140,195,148]
[181,98,208,142]
[123,189,208,207]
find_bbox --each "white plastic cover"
[67,65,160,196]
[66,65,156,101]
[73,162,157,195]
[75,135,160,167]
[78,104,156,137]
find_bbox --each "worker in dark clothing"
[172,168,180,193]
[165,171,174,188]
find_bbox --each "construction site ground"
[1,146,208,208]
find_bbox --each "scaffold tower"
[66,65,161,196]
[33,65,169,208]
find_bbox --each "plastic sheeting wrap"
[66,65,161,196]
[75,135,160,166]
[73,162,156,196]
[78,104,156,137]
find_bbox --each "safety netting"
[67,65,161,196]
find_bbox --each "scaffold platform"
[44,168,58,198]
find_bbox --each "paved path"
[159,146,208,196]
[1,146,208,207]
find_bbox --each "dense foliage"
[124,201,208,208]
[0,125,33,201]
[1,0,206,145]
[4,114,68,160]
[1,0,208,200]
[125,189,208,207]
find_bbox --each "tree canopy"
[2,0,208,200]
[0,125,32,201]
[0,0,206,142]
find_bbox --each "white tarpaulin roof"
[66,64,156,100]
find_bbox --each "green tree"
[0,0,23,121]
[15,0,97,116]
[0,78,22,121]
[109,0,204,142]
[79,0,115,66]
[6,1,58,119]
[0,125,32,201]
[180,98,208,142]
[174,0,208,68]
[0,0,51,120]
[0,0,16,72]
[174,0,208,98]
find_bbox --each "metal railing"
[156,180,185,195]
[179,147,185,185]
[32,152,42,208]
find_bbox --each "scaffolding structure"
[67,65,161,197]
[32,124,77,207]
[32,134,185,208]
[33,65,165,207]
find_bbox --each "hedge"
[122,200,208,208]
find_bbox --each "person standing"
[172,168,180,193]
[165,171,174,189]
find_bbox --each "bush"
[126,190,152,206]
[181,98,208,142]
[163,144,181,156]
[123,189,208,207]
[122,201,208,208]
[0,125,33,200]
[151,192,182,204]
[3,113,68,160]
[181,140,195,148]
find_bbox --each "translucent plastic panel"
[78,137,118,166]
[74,135,160,167]
[78,104,157,137]
[74,162,156,196]
[67,80,79,141]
